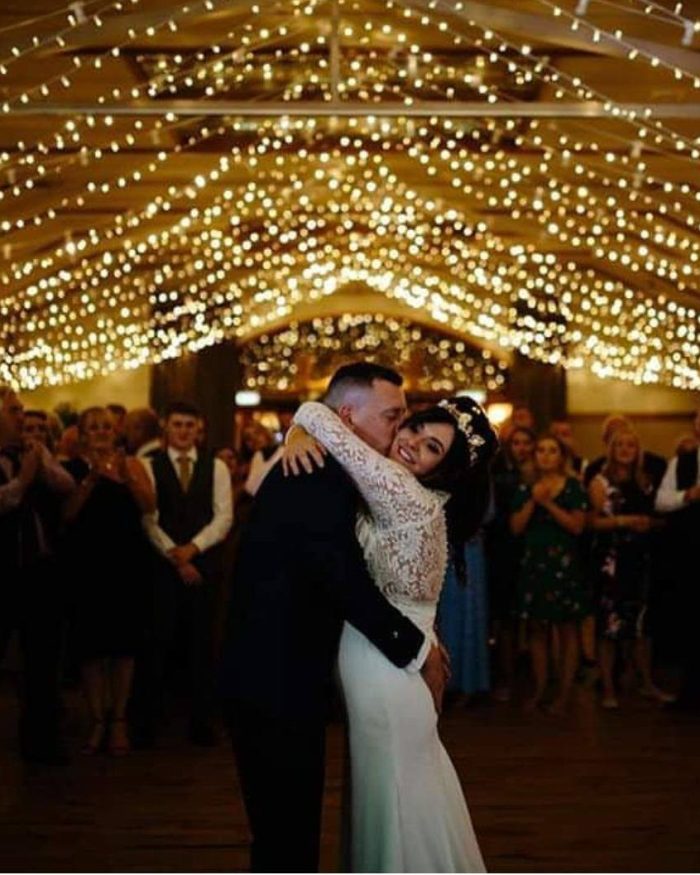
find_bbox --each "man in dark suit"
[141,401,232,746]
[656,443,700,709]
[220,363,447,873]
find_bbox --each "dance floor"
[0,677,698,873]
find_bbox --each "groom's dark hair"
[324,362,402,406]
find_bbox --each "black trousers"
[0,561,63,757]
[224,701,326,873]
[132,565,217,734]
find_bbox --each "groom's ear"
[337,404,354,430]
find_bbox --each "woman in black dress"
[63,407,155,755]
[588,426,674,709]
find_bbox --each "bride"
[284,394,498,873]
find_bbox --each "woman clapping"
[511,435,589,714]
[63,407,155,755]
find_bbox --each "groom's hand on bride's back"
[421,644,449,715]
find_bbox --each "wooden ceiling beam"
[397,0,700,73]
[4,99,700,117]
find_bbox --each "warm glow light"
[0,0,697,394]
[487,403,514,427]
[235,390,262,407]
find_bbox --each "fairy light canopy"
[240,313,509,396]
[1,0,700,392]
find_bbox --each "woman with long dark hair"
[284,396,498,873]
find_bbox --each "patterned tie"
[177,454,192,492]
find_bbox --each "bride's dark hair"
[402,397,499,584]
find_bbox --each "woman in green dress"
[511,435,589,714]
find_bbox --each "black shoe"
[189,723,218,747]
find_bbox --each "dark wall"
[150,339,241,450]
[509,352,568,431]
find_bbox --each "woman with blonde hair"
[588,426,674,709]
[511,434,589,714]
[63,407,155,755]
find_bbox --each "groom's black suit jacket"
[220,455,425,721]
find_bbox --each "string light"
[1,0,699,394]
[240,314,508,395]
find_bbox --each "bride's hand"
[282,425,327,477]
[421,644,448,716]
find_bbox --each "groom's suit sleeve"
[288,457,426,669]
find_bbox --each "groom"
[220,362,447,872]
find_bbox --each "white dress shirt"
[142,446,233,557]
[136,438,163,459]
[244,446,283,497]
[655,448,700,514]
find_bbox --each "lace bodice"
[294,402,448,610]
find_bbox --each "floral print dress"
[513,477,590,622]
[591,475,654,641]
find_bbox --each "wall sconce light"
[235,390,261,407]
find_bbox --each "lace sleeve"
[294,402,434,527]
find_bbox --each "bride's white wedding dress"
[294,403,486,874]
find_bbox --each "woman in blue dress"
[438,533,490,701]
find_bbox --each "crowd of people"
[1,384,699,766]
[444,405,700,716]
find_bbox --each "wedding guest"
[438,533,490,705]
[62,407,155,756]
[584,414,667,490]
[675,432,699,455]
[549,419,598,672]
[22,409,66,565]
[213,447,242,669]
[56,424,81,463]
[195,415,208,450]
[238,421,273,480]
[655,438,700,710]
[691,408,700,444]
[0,386,75,764]
[106,403,127,447]
[217,447,244,492]
[550,419,587,478]
[141,401,232,746]
[123,407,162,459]
[23,410,52,451]
[485,426,535,701]
[46,412,64,452]
[500,405,535,442]
[511,435,589,714]
[121,406,163,736]
[588,427,673,709]
[243,424,282,498]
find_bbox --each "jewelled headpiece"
[438,399,488,466]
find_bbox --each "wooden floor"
[0,677,699,873]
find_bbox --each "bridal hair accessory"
[438,399,487,465]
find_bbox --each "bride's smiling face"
[389,420,456,477]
